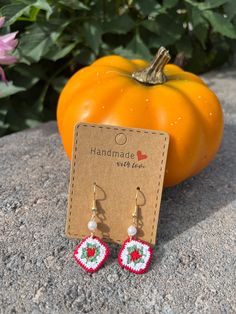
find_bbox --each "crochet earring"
[118,187,153,274]
[73,183,109,273]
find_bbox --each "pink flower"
[0,17,18,83]
[0,17,4,28]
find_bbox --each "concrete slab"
[0,67,235,313]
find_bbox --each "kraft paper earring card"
[66,123,169,246]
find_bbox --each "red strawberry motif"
[87,247,96,257]
[130,249,142,262]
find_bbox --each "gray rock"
[0,66,236,314]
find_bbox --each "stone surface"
[0,66,236,314]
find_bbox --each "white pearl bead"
[88,220,97,231]
[127,225,137,236]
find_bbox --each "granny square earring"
[73,183,109,273]
[118,187,153,274]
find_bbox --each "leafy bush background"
[0,0,235,136]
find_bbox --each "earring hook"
[91,182,97,218]
[93,182,96,201]
[135,187,140,206]
[132,187,140,223]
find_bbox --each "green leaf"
[45,43,77,61]
[224,1,236,20]
[176,38,193,58]
[185,0,228,10]
[190,6,205,27]
[35,0,53,19]
[134,0,160,15]
[102,14,135,34]
[82,21,102,54]
[18,33,51,63]
[51,76,67,93]
[143,15,184,47]
[58,0,90,11]
[198,0,228,10]
[203,11,236,39]
[25,119,41,128]
[194,23,208,48]
[0,81,25,98]
[75,48,96,65]
[18,19,70,62]
[0,107,7,116]
[28,7,40,21]
[113,47,138,59]
[6,64,43,89]
[141,20,159,33]
[127,32,151,59]
[0,0,52,26]
[0,3,30,26]
[163,0,179,9]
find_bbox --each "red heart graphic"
[137,150,148,161]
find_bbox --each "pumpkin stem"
[132,47,171,85]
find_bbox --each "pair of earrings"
[73,183,153,274]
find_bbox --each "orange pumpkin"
[57,47,223,187]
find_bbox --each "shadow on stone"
[157,123,236,244]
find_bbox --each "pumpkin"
[57,47,223,187]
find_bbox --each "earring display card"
[66,123,169,246]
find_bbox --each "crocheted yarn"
[118,238,152,274]
[74,236,109,273]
